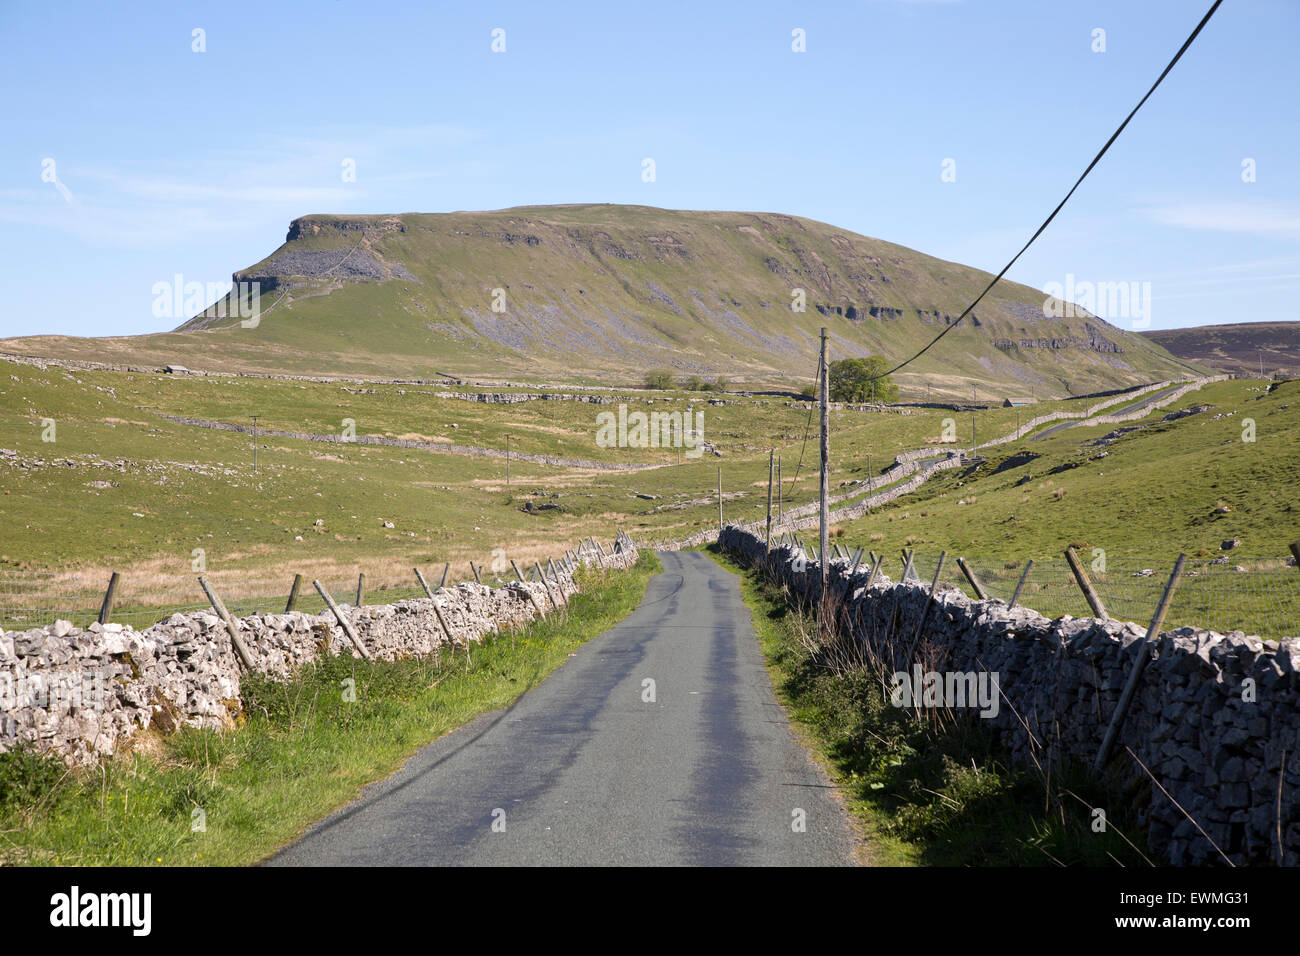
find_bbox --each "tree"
[829,357,898,404]
[643,369,674,390]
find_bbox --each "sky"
[1,0,1296,339]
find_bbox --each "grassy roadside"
[709,545,1154,867]
[0,552,661,866]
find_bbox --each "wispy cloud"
[0,125,479,249]
[1144,201,1300,239]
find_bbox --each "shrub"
[0,745,68,812]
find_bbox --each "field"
[1,357,1297,638]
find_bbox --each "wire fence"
[892,550,1299,641]
[0,563,538,633]
[0,570,87,632]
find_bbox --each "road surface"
[1030,384,1182,441]
[267,550,860,866]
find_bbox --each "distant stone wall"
[720,526,1297,867]
[657,376,1227,552]
[152,413,660,472]
[0,541,638,765]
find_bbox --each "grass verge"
[709,544,1155,867]
[0,552,661,866]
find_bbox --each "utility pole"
[819,327,830,591]
[777,455,783,526]
[506,434,511,485]
[251,415,259,475]
[717,467,723,532]
[765,449,774,552]
[1260,350,1265,379]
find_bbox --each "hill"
[1140,320,1300,378]
[1,205,1205,399]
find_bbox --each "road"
[1029,384,1182,441]
[267,550,860,866]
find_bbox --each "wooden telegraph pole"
[717,467,723,532]
[776,455,782,526]
[505,434,511,486]
[251,415,259,475]
[819,327,830,591]
[765,449,774,552]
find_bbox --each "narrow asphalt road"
[267,550,860,866]
[1030,384,1182,441]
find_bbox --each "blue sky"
[1,0,1296,338]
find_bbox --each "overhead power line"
[868,0,1224,383]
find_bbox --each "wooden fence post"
[1094,555,1186,772]
[535,561,564,607]
[355,572,365,607]
[905,551,946,663]
[1065,546,1109,619]
[285,573,303,613]
[97,572,120,625]
[198,576,256,671]
[956,557,988,601]
[312,580,372,660]
[414,566,434,598]
[864,554,883,591]
[439,563,449,589]
[1008,559,1034,610]
[514,580,546,620]
[511,559,527,583]
[471,562,482,585]
[430,599,457,647]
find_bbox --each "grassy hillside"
[1142,320,1300,378]
[2,355,1295,638]
[0,205,1202,399]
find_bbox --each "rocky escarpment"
[286,215,407,242]
[720,526,1297,867]
[236,217,414,294]
[1,539,638,764]
[237,248,414,289]
[992,322,1124,354]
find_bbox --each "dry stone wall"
[720,526,1297,867]
[0,541,638,766]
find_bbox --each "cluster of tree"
[642,370,719,392]
[798,357,898,403]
